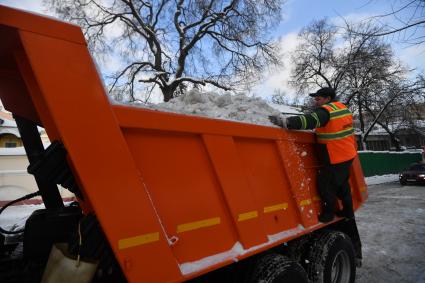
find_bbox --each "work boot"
[318,212,334,223]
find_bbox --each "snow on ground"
[0,203,45,233]
[365,174,399,185]
[133,89,287,127]
[356,182,425,283]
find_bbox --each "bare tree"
[289,18,421,149]
[44,0,284,102]
[290,19,338,94]
[270,88,288,104]
[362,81,411,150]
[354,0,425,46]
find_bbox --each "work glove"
[268,114,287,128]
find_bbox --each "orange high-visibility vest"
[316,102,357,164]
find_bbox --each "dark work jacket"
[286,106,333,164]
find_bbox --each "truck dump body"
[0,5,368,283]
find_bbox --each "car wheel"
[400,178,407,186]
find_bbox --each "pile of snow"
[267,102,302,115]
[145,90,287,127]
[365,174,399,185]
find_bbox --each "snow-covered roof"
[0,111,17,127]
[0,128,21,137]
[0,110,47,137]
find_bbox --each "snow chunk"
[179,225,316,275]
[144,90,287,127]
[179,242,244,275]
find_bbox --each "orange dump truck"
[0,5,368,283]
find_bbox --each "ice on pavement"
[144,89,287,127]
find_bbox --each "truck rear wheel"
[307,231,356,283]
[250,253,308,283]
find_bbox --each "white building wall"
[0,147,74,202]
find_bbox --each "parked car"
[399,163,425,185]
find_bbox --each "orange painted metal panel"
[233,138,301,235]
[276,134,318,228]
[16,31,181,283]
[113,104,282,139]
[123,129,239,263]
[0,25,40,124]
[0,5,86,44]
[202,134,268,248]
[0,5,368,283]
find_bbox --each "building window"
[5,142,17,148]
[366,140,389,151]
[0,133,22,148]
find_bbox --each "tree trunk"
[359,133,367,151]
[376,121,402,151]
[389,132,402,151]
[357,93,367,150]
[357,93,365,133]
[161,84,178,102]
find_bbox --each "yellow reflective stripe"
[329,108,351,116]
[330,113,352,120]
[300,199,312,206]
[177,217,221,233]
[300,115,307,129]
[264,202,288,213]
[317,127,354,140]
[118,232,159,250]
[238,211,258,221]
[317,127,353,136]
[311,112,320,127]
[325,103,338,110]
[329,108,347,114]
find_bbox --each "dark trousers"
[317,159,354,217]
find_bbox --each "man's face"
[314,96,331,107]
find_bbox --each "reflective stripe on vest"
[329,108,352,120]
[316,101,357,164]
[316,127,354,141]
[316,102,354,142]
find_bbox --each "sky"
[255,0,425,100]
[1,0,424,103]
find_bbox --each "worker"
[269,87,357,223]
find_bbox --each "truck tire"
[306,231,356,283]
[250,253,308,283]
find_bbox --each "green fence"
[358,151,423,177]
